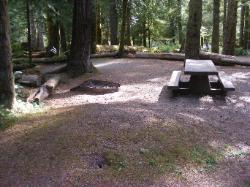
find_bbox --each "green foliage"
[158,43,180,53]
[235,48,248,56]
[190,146,218,168]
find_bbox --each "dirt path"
[1,58,250,186]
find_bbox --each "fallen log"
[34,63,67,75]
[14,52,250,67]
[24,51,47,58]
[133,52,185,61]
[27,74,61,103]
[13,63,36,71]
[200,52,250,66]
[130,52,250,66]
[91,52,118,58]
[90,51,250,66]
[17,74,42,87]
[13,56,67,65]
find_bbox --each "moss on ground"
[0,107,222,185]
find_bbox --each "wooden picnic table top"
[184,59,218,76]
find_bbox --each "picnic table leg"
[189,75,211,94]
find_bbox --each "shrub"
[235,48,248,56]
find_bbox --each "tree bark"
[243,5,249,49]
[177,0,183,45]
[109,0,119,45]
[29,2,37,50]
[223,0,238,55]
[0,0,15,109]
[59,23,67,54]
[26,0,32,63]
[142,19,147,47]
[240,3,245,47]
[69,0,93,76]
[125,0,131,46]
[185,0,202,59]
[27,74,61,103]
[96,0,102,45]
[223,0,227,49]
[117,0,128,57]
[91,0,97,54]
[36,23,45,51]
[212,0,220,53]
[47,15,59,54]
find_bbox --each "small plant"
[190,146,218,168]
[103,151,127,171]
[0,106,16,130]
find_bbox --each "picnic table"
[167,59,235,95]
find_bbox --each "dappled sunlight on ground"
[1,59,250,186]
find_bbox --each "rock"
[139,148,150,155]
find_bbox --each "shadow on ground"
[1,58,250,186]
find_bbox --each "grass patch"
[103,151,127,172]
[0,98,45,131]
[138,144,219,176]
[190,145,218,168]
[242,181,250,187]
[0,106,17,131]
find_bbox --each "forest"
[1,0,250,186]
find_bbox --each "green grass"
[242,181,250,187]
[0,106,17,131]
[103,151,127,172]
[190,145,218,168]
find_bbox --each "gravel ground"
[0,58,250,186]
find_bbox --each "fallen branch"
[27,74,61,103]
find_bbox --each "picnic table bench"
[167,59,235,95]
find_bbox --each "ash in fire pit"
[70,79,120,94]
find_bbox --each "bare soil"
[1,58,250,187]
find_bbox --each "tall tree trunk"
[0,0,15,109]
[26,0,32,63]
[36,22,45,51]
[240,3,245,47]
[96,0,102,44]
[185,0,202,59]
[125,0,131,46]
[223,0,228,49]
[47,15,59,54]
[59,23,67,54]
[70,0,93,76]
[91,0,97,53]
[142,19,147,47]
[118,0,128,57]
[223,0,238,55]
[244,5,249,49]
[148,27,151,48]
[212,0,220,53]
[103,18,109,45]
[30,3,37,50]
[177,0,183,45]
[109,0,118,45]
